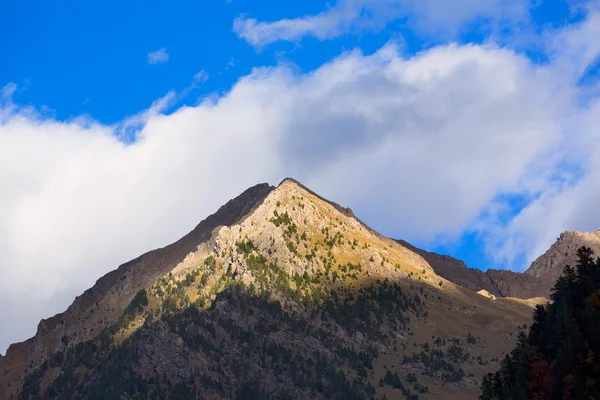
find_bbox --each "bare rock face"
[525,230,600,294]
[482,270,548,299]
[477,290,496,300]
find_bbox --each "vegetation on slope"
[21,274,423,399]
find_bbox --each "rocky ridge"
[396,240,548,299]
[400,230,600,301]
[524,230,600,297]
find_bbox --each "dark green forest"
[480,246,600,400]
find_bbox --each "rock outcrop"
[524,230,600,297]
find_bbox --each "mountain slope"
[0,183,274,400]
[396,241,548,299]
[1,179,535,400]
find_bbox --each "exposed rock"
[525,230,600,297]
[477,290,496,300]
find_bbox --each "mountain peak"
[525,228,600,290]
[277,177,358,220]
[278,176,301,186]
[1,180,537,400]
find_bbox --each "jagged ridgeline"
[480,246,600,400]
[5,179,533,400]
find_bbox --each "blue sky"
[1,0,428,122]
[3,0,580,124]
[3,0,600,350]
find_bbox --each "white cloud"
[193,70,209,84]
[1,82,17,99]
[482,91,600,270]
[233,0,531,47]
[147,48,169,64]
[3,8,600,353]
[479,8,600,270]
[546,6,600,78]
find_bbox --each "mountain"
[399,229,600,301]
[524,230,600,298]
[396,241,548,300]
[0,179,537,400]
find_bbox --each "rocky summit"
[524,230,600,297]
[1,179,549,400]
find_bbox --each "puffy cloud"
[4,5,600,351]
[479,8,600,270]
[483,91,600,270]
[233,0,531,46]
[147,48,169,64]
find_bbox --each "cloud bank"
[2,7,600,353]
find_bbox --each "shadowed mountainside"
[396,240,549,299]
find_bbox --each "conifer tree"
[481,246,600,400]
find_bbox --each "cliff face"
[396,240,549,300]
[525,230,600,295]
[482,270,546,299]
[1,179,535,400]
